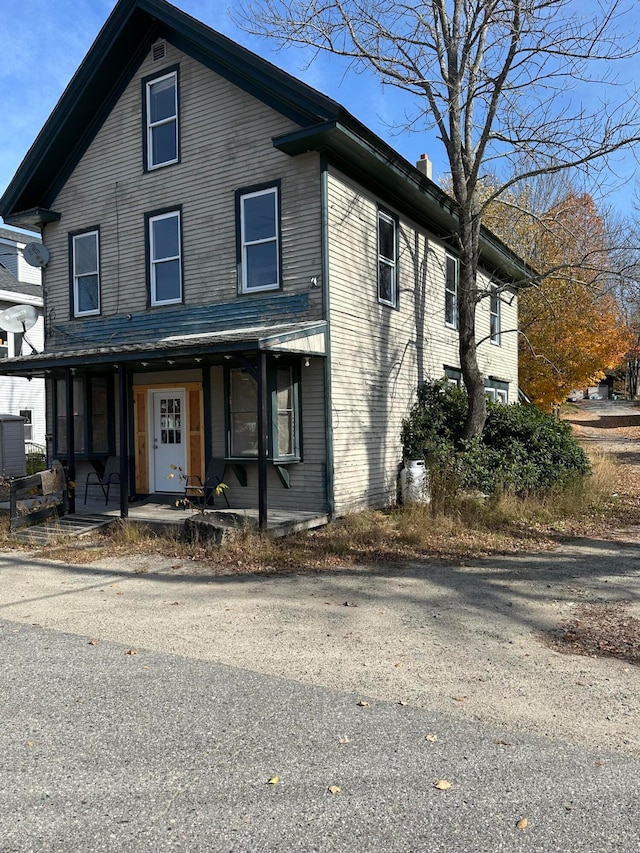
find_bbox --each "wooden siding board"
[42,46,323,341]
[327,167,519,515]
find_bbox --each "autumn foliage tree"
[487,190,632,409]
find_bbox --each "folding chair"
[84,456,121,504]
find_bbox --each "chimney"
[416,153,432,180]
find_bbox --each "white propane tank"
[400,459,430,504]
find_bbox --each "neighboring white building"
[0,227,45,447]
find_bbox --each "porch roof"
[0,320,327,377]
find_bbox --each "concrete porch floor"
[73,492,329,538]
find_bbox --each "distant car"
[588,393,601,400]
[567,393,581,402]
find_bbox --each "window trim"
[377,208,398,307]
[444,366,462,387]
[53,373,115,458]
[445,253,459,329]
[485,377,509,404]
[146,208,183,307]
[143,66,180,172]
[236,182,282,294]
[224,361,301,463]
[19,408,33,442]
[490,285,501,346]
[70,228,101,318]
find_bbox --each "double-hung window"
[377,210,398,306]
[445,254,458,328]
[485,378,509,404]
[490,286,501,345]
[72,230,100,317]
[148,210,182,305]
[238,185,280,293]
[145,69,178,170]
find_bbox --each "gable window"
[227,364,300,461]
[145,69,179,170]
[490,286,501,345]
[72,230,100,317]
[148,210,182,306]
[377,210,398,306]
[238,185,280,293]
[445,254,458,329]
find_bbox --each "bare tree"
[237,0,640,436]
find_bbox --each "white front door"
[151,389,186,493]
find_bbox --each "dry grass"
[2,437,637,576]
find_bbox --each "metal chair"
[184,458,230,509]
[84,456,121,504]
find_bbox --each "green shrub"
[401,379,590,496]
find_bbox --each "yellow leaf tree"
[487,190,632,409]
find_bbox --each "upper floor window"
[238,185,280,293]
[148,210,182,306]
[445,254,458,329]
[490,286,501,345]
[377,210,398,307]
[72,230,100,317]
[145,69,178,170]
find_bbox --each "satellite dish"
[0,304,38,333]
[23,242,50,268]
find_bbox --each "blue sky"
[1,0,638,228]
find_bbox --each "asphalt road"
[1,616,639,852]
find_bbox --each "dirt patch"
[545,602,640,665]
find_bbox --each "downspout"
[320,155,335,517]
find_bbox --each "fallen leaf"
[426,734,438,743]
[453,696,466,702]
[433,780,452,790]
[516,818,529,830]
[267,776,279,785]
[26,741,34,748]
[338,736,350,745]
[125,649,138,656]
[328,785,341,794]
[88,639,98,646]
[357,700,370,707]
[398,700,407,706]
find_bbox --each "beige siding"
[327,168,519,514]
[42,43,323,329]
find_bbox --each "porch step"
[11,513,116,545]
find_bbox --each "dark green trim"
[377,206,399,309]
[144,204,184,307]
[68,225,102,320]
[274,122,533,285]
[3,208,60,230]
[274,465,291,489]
[235,180,283,295]
[320,154,335,517]
[53,371,116,458]
[141,63,181,173]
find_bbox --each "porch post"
[257,350,268,530]
[65,368,75,514]
[118,363,129,518]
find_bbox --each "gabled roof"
[0,0,531,282]
[0,265,42,301]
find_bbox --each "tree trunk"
[458,217,487,439]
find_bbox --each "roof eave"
[273,123,533,284]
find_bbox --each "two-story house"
[0,227,45,447]
[0,0,526,526]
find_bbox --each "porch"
[9,490,328,544]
